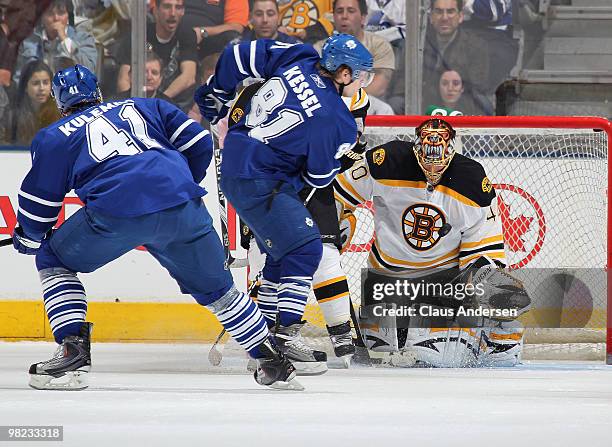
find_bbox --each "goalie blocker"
[354,256,531,367]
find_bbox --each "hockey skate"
[327,321,355,368]
[254,338,304,391]
[274,321,328,376]
[29,322,93,390]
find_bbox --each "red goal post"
[344,115,612,364]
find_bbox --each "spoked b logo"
[402,204,447,251]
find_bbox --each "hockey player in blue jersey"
[11,64,302,391]
[194,34,374,374]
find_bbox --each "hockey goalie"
[334,118,531,367]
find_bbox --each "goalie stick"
[0,237,13,248]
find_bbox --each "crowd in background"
[0,0,518,146]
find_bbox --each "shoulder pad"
[365,140,425,182]
[439,153,496,207]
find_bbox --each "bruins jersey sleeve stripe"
[459,243,505,259]
[439,154,496,207]
[459,251,506,267]
[460,234,504,249]
[371,242,460,270]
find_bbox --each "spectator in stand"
[182,0,249,58]
[0,0,11,87]
[240,0,300,44]
[0,0,54,87]
[0,7,8,121]
[277,0,333,45]
[14,0,97,82]
[423,0,492,115]
[1,60,60,145]
[114,51,171,102]
[462,0,518,91]
[365,0,405,114]
[424,68,481,116]
[365,0,404,45]
[116,0,197,112]
[314,0,395,100]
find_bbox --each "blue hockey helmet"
[320,33,374,87]
[51,64,102,114]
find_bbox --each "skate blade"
[246,358,257,373]
[267,378,305,391]
[29,370,89,391]
[293,361,328,376]
[338,355,353,369]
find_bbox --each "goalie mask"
[414,118,457,185]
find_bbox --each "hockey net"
[302,116,611,362]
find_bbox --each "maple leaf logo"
[498,195,533,252]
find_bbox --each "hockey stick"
[349,299,375,366]
[210,123,234,270]
[208,270,263,366]
[0,237,13,247]
[209,124,248,270]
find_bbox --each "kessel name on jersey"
[335,140,505,272]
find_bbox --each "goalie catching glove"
[460,257,531,320]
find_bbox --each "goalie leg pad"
[478,320,524,367]
[403,327,479,368]
[360,303,399,352]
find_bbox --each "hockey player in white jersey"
[334,118,530,367]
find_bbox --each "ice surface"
[1,342,611,447]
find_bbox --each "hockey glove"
[12,226,44,255]
[194,76,234,125]
[463,257,531,320]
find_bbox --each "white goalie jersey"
[334,140,506,274]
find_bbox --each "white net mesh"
[302,121,609,360]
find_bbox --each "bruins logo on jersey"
[373,148,385,165]
[242,223,251,236]
[231,107,244,124]
[402,204,447,251]
[482,176,493,193]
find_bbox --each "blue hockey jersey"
[214,40,358,191]
[17,98,213,240]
